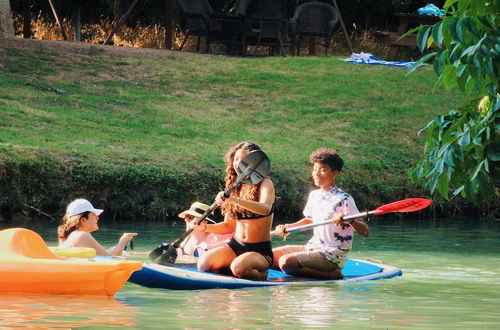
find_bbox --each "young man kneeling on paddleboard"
[58,199,137,256]
[273,148,369,280]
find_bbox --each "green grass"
[0,38,474,220]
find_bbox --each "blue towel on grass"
[339,52,418,68]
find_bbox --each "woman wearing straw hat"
[58,198,137,256]
[178,202,233,257]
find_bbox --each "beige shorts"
[274,245,348,270]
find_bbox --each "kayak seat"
[0,227,63,259]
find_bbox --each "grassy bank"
[0,37,489,222]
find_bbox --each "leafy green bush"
[408,0,499,203]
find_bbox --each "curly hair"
[221,141,262,218]
[309,148,343,171]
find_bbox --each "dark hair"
[309,148,343,171]
[79,211,91,219]
[223,141,261,183]
[222,141,262,217]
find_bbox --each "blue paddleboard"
[128,259,402,290]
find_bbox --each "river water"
[1,217,499,329]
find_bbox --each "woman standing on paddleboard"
[191,141,275,281]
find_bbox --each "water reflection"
[123,283,386,328]
[0,294,137,328]
[269,286,344,327]
[121,284,354,328]
[186,289,271,326]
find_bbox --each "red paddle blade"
[373,198,432,215]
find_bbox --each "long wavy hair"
[57,211,90,241]
[221,141,263,218]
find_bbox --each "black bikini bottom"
[228,237,273,266]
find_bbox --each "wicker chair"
[177,0,229,52]
[289,2,339,55]
[239,0,291,56]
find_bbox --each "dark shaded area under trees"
[11,0,446,43]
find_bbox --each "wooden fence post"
[165,0,174,50]
[332,0,353,54]
[73,6,81,41]
[23,0,32,38]
[47,0,68,40]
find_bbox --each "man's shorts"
[273,245,348,270]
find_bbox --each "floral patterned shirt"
[303,187,359,255]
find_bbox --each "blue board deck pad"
[128,259,402,290]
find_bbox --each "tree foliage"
[407,0,499,204]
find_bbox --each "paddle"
[151,149,271,264]
[272,198,432,235]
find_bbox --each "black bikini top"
[236,204,274,220]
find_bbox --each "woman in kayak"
[58,198,137,256]
[191,141,275,281]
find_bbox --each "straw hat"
[178,202,214,222]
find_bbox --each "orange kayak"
[0,228,142,296]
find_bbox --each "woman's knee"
[231,262,268,280]
[230,257,254,278]
[230,262,247,278]
[197,250,220,272]
[197,255,210,272]
[230,253,268,279]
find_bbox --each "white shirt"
[303,187,359,254]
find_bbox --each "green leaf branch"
[407,0,499,203]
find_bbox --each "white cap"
[66,199,103,217]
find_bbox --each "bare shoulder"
[69,231,97,245]
[261,177,274,188]
[67,230,90,240]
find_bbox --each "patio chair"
[238,0,291,56]
[177,0,230,52]
[289,1,339,55]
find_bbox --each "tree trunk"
[73,6,81,41]
[0,0,15,37]
[113,0,121,22]
[23,0,32,38]
[164,0,174,50]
